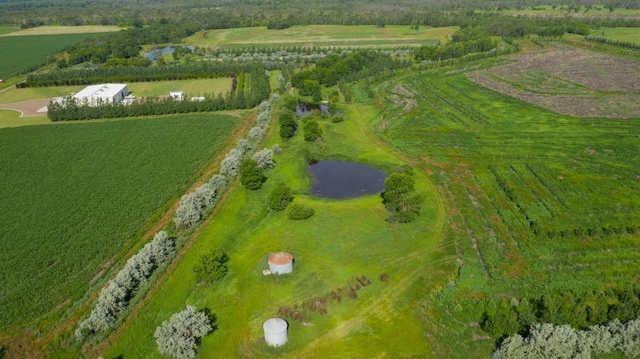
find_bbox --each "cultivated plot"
[467,45,640,118]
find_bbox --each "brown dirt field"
[0,98,50,117]
[467,45,640,118]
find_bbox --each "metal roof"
[268,252,293,265]
[73,84,127,101]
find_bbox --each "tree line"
[21,61,258,88]
[47,64,270,121]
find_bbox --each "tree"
[252,148,275,169]
[193,249,228,284]
[381,172,424,223]
[268,184,292,211]
[303,119,322,141]
[154,305,213,359]
[279,112,297,138]
[239,159,265,190]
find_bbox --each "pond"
[296,101,329,118]
[143,46,195,61]
[307,160,387,199]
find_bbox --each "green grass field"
[128,78,233,97]
[0,109,49,127]
[497,5,640,17]
[0,33,101,80]
[0,113,241,332]
[0,85,85,103]
[0,27,16,35]
[185,25,457,49]
[372,53,640,356]
[596,27,640,44]
[102,95,449,358]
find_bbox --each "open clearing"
[0,109,49,127]
[0,113,241,333]
[467,45,640,118]
[128,77,233,97]
[0,25,122,36]
[103,94,448,358]
[598,27,640,44]
[0,27,16,35]
[186,25,457,49]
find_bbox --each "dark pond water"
[296,102,329,118]
[143,46,195,60]
[307,160,387,199]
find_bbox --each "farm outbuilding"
[268,252,293,274]
[73,83,128,106]
[263,318,288,347]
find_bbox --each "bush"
[193,249,228,284]
[272,144,282,155]
[303,119,322,141]
[252,148,275,169]
[268,184,292,211]
[220,148,243,178]
[279,112,297,138]
[236,139,252,155]
[154,305,213,359]
[209,174,227,193]
[287,203,315,220]
[248,126,264,140]
[331,114,344,123]
[174,192,206,228]
[239,158,265,190]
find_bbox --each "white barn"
[73,84,128,105]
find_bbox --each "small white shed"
[268,252,293,275]
[263,318,288,347]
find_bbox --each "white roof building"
[73,84,128,105]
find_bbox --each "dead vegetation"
[467,45,640,118]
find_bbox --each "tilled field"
[467,45,640,118]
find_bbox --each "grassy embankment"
[186,25,457,49]
[102,89,450,358]
[372,51,640,356]
[0,113,241,335]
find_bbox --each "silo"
[268,252,293,274]
[263,318,288,347]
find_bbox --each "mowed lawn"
[0,33,101,79]
[128,77,233,97]
[186,25,457,49]
[0,113,241,332]
[0,27,17,35]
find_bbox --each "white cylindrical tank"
[263,318,288,347]
[268,252,293,274]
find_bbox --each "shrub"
[248,126,264,140]
[239,158,265,190]
[279,112,297,138]
[154,305,213,359]
[331,114,344,123]
[303,119,322,142]
[259,101,271,112]
[194,249,228,284]
[257,111,272,124]
[252,148,275,169]
[287,203,315,220]
[236,139,252,155]
[195,183,217,208]
[208,174,227,193]
[268,184,292,211]
[272,144,282,154]
[220,148,243,178]
[174,192,206,228]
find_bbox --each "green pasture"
[0,109,49,128]
[0,27,16,35]
[597,27,640,44]
[185,25,457,49]
[128,77,233,97]
[0,33,101,80]
[0,113,241,332]
[372,55,640,356]
[0,85,84,103]
[103,95,449,357]
[0,25,122,36]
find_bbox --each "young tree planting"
[193,249,228,284]
[154,305,213,359]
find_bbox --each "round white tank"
[263,318,288,347]
[268,252,293,274]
